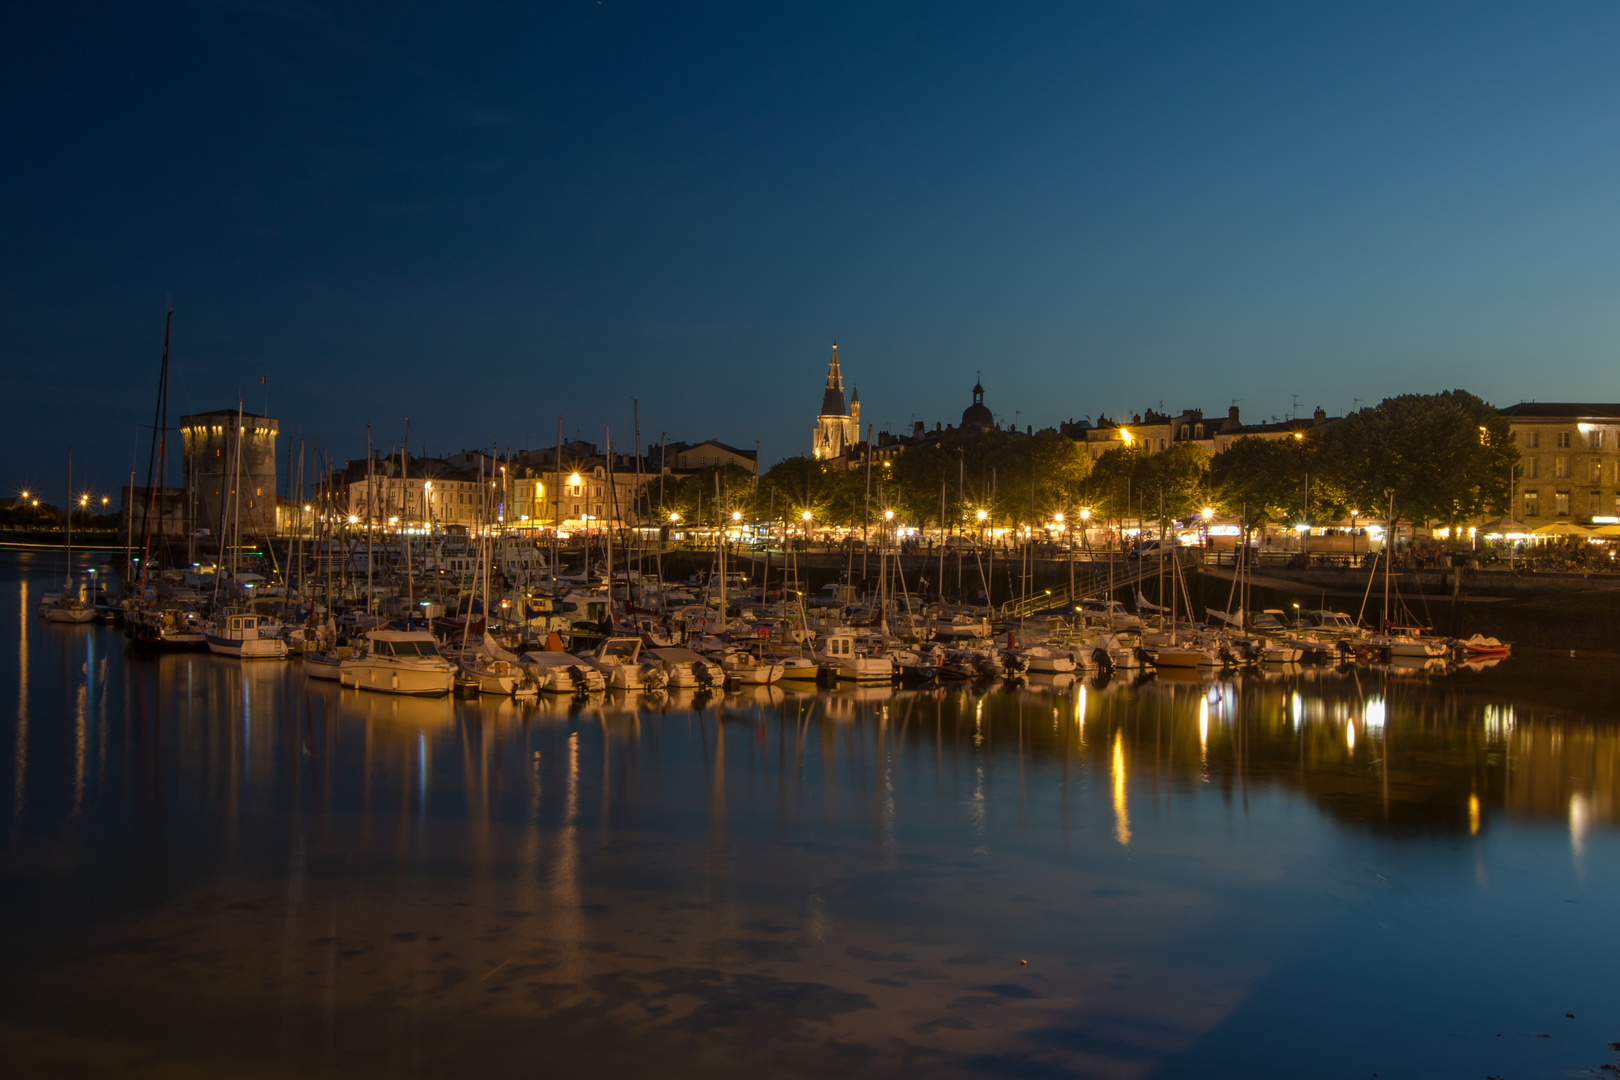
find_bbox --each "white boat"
[814,629,895,682]
[720,649,786,686]
[1370,634,1447,658]
[929,612,993,640]
[578,637,663,690]
[338,630,453,694]
[520,651,608,694]
[638,646,722,689]
[206,613,289,659]
[40,594,98,624]
[460,637,540,697]
[778,656,821,682]
[1013,644,1076,674]
[1077,599,1143,631]
[303,647,349,681]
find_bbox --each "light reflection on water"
[1,554,1618,1079]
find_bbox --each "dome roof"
[961,377,992,429]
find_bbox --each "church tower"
[811,342,860,460]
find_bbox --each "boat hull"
[338,660,452,695]
[208,635,289,659]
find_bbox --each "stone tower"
[811,342,860,460]
[180,408,279,539]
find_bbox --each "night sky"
[6,1,1619,502]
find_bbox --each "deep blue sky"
[5,1,1619,503]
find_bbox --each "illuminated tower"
[180,409,279,539]
[811,342,860,460]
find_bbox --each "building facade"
[1499,403,1620,523]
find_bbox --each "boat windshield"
[602,640,639,660]
[375,639,439,657]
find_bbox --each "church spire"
[820,341,847,417]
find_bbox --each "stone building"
[1499,403,1620,522]
[180,409,278,539]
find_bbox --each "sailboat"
[40,449,97,624]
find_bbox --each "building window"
[1557,431,1571,448]
[1524,491,1539,517]
[1527,431,1540,449]
[1555,456,1569,478]
[1591,459,1603,483]
[1526,457,1539,479]
[1179,425,1189,440]
[1590,429,1605,450]
[1590,491,1602,516]
[1555,491,1570,516]
[1194,424,1204,439]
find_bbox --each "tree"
[1319,390,1518,540]
[1209,435,1348,528]
[1085,442,1209,525]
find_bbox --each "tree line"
[643,390,1520,540]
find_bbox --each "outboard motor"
[1091,646,1114,674]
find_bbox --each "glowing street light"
[801,510,813,521]
[732,511,742,521]
[1054,512,1064,523]
[1080,508,1091,520]
[976,509,988,522]
[1201,507,1213,520]
[884,509,894,521]
[669,511,680,523]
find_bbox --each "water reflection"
[1,559,1619,1078]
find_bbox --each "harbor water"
[1,550,1617,1078]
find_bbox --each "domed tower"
[812,342,860,460]
[961,376,994,431]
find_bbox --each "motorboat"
[1458,634,1511,658]
[1076,598,1143,631]
[206,613,289,660]
[814,629,895,682]
[1369,633,1448,659]
[638,646,722,689]
[1012,644,1076,675]
[520,650,609,694]
[338,630,454,694]
[929,611,992,640]
[459,635,540,697]
[578,636,665,690]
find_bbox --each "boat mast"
[231,400,244,599]
[364,424,374,617]
[605,425,614,624]
[401,419,413,625]
[138,309,171,600]
[715,470,725,627]
[64,446,73,590]
[551,415,562,594]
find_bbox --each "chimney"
[1228,405,1240,423]
[1313,407,1326,422]
[913,421,925,437]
